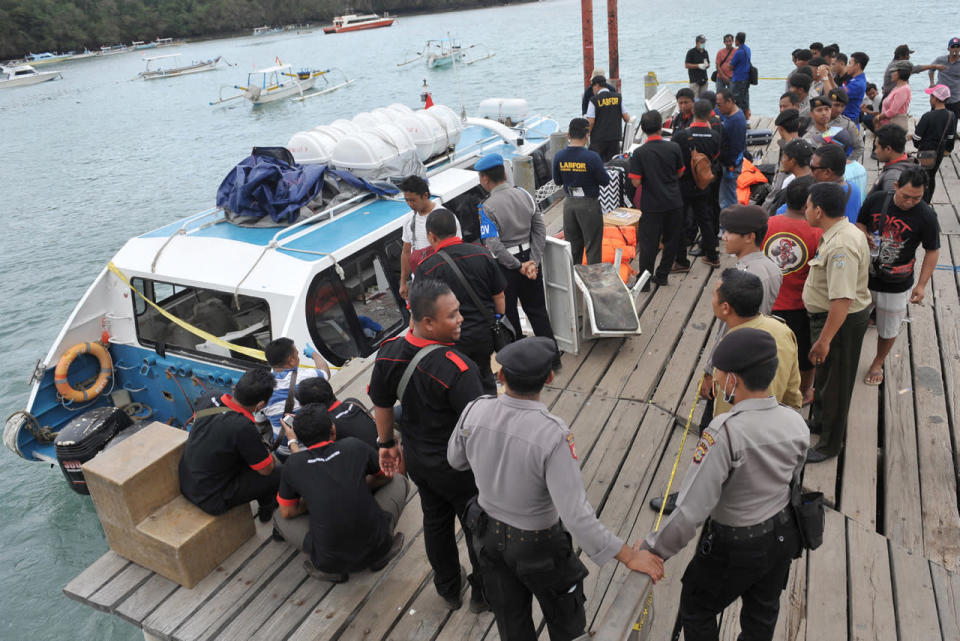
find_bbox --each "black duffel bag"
[790,478,824,556]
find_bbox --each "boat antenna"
[449,32,466,120]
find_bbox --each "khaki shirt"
[448,394,623,566]
[644,397,809,560]
[713,315,803,415]
[802,219,872,314]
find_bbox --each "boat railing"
[574,571,654,641]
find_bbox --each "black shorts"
[776,309,813,371]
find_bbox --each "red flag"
[424,93,434,108]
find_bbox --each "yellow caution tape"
[632,374,706,634]
[643,76,787,86]
[107,261,335,369]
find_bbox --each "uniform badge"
[566,433,578,460]
[831,253,846,270]
[692,437,711,464]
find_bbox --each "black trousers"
[198,465,281,515]
[459,338,496,395]
[637,207,683,280]
[684,191,719,261]
[924,161,942,204]
[562,197,604,265]
[946,101,960,153]
[501,250,555,341]
[679,515,800,641]
[809,307,870,456]
[479,521,589,641]
[406,454,483,599]
[589,138,620,163]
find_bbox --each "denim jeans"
[719,166,741,211]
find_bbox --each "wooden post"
[607,0,620,91]
[581,0,594,88]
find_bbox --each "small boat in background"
[99,44,132,56]
[139,54,226,80]
[132,41,158,50]
[398,38,495,69]
[210,63,353,105]
[24,52,75,65]
[252,25,282,36]
[322,12,395,34]
[0,64,62,88]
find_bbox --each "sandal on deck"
[864,370,883,386]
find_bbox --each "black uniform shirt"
[179,394,272,508]
[589,89,625,142]
[628,136,685,213]
[327,400,378,450]
[415,237,507,350]
[368,333,483,463]
[672,122,722,197]
[686,47,709,84]
[277,437,391,573]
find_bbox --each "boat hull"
[0,72,61,87]
[247,76,317,103]
[323,18,395,34]
[141,58,221,80]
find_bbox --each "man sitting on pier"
[179,368,281,522]
[295,376,378,450]
[275,404,407,583]
[264,337,331,458]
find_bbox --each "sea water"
[0,0,951,637]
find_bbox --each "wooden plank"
[174,541,295,641]
[432,605,496,641]
[800,444,838,510]
[546,341,598,391]
[650,265,723,414]
[88,562,153,613]
[388,542,472,641]
[909,295,960,571]
[63,551,131,603]
[934,237,960,496]
[772,555,806,641]
[115,574,180,626]
[889,544,943,641]
[143,533,272,640]
[805,509,846,641]
[718,598,742,641]
[286,499,426,641]
[930,561,960,641]
[581,400,648,510]
[566,394,619,464]
[547,389,591,430]
[567,337,623,395]
[209,555,310,641]
[848,518,897,641]
[246,576,334,641]
[838,328,880,529]
[882,331,923,554]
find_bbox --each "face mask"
[721,373,738,404]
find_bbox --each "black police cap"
[713,328,778,375]
[720,204,768,234]
[496,337,557,377]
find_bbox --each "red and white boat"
[322,12,395,34]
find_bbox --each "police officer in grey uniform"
[476,153,557,352]
[643,329,809,641]
[448,337,664,641]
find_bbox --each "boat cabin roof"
[249,64,292,75]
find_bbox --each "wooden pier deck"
[65,118,960,640]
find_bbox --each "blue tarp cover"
[216,149,398,224]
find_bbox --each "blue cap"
[475,153,504,171]
[950,37,960,48]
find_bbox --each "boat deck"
[65,117,960,640]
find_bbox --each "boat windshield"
[305,237,407,365]
[131,277,272,364]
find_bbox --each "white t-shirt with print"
[401,206,461,251]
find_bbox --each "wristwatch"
[377,438,397,449]
[288,439,299,447]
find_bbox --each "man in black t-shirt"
[369,278,487,612]
[685,35,710,98]
[672,99,723,267]
[275,404,407,583]
[628,110,686,288]
[295,376,378,449]
[415,208,507,394]
[179,368,280,522]
[855,167,940,386]
[913,84,957,202]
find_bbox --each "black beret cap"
[496,337,557,377]
[809,94,833,110]
[720,204,768,234]
[775,108,800,129]
[713,328,778,375]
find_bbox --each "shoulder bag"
[397,344,444,403]
[436,250,516,351]
[916,111,956,169]
[790,476,824,555]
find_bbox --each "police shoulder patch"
[445,351,469,372]
[566,433,578,460]
[692,434,714,465]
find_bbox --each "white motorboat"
[398,38,495,69]
[0,64,62,88]
[139,54,225,80]
[322,12,395,34]
[210,64,353,105]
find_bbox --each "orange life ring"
[54,342,113,403]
